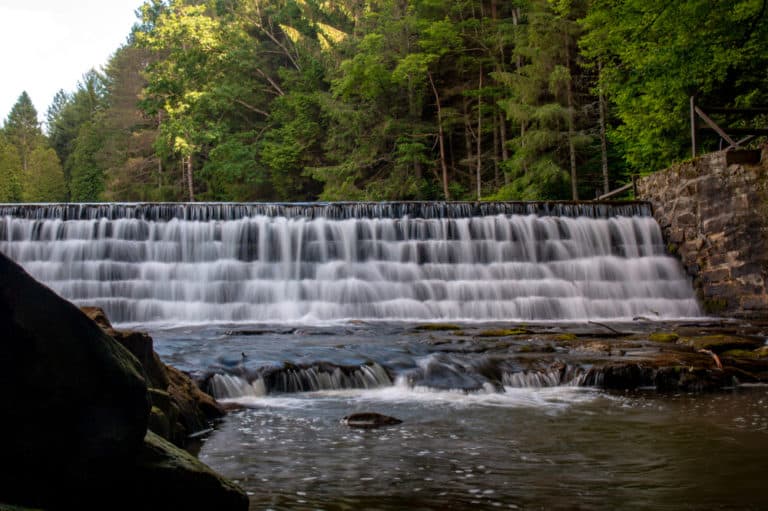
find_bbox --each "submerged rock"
[413,323,463,331]
[342,412,403,429]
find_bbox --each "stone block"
[732,262,764,279]
[668,228,685,244]
[701,268,731,283]
[702,215,730,234]
[676,212,697,227]
[740,295,768,310]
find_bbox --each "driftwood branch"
[588,321,624,335]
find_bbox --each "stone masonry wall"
[636,148,768,318]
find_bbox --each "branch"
[256,17,301,71]
[255,67,285,96]
[234,98,269,117]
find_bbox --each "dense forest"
[0,0,766,203]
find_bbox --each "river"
[151,323,768,511]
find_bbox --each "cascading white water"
[0,202,701,323]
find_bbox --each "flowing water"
[0,202,700,323]
[153,323,768,511]
[2,202,764,509]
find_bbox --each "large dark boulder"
[0,252,150,507]
[126,431,250,510]
[0,253,248,510]
[81,306,225,445]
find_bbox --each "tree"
[4,92,42,172]
[21,147,67,202]
[581,0,768,173]
[0,135,22,201]
[46,70,108,195]
[69,122,106,201]
[137,1,226,201]
[493,0,590,200]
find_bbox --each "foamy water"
[0,202,700,323]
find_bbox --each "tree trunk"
[186,155,195,202]
[499,112,509,185]
[476,69,483,201]
[565,33,578,201]
[512,8,526,175]
[428,72,450,201]
[493,109,500,187]
[464,98,473,190]
[598,62,610,195]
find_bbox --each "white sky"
[0,0,144,127]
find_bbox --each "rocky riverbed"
[404,320,768,392]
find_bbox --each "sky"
[0,0,144,127]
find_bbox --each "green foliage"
[0,135,22,201]
[4,0,765,202]
[581,0,768,173]
[21,147,67,202]
[69,122,106,201]
[4,92,43,172]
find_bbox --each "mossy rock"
[649,332,679,343]
[149,406,172,440]
[702,298,728,314]
[681,334,763,353]
[414,323,462,331]
[554,333,578,342]
[720,349,759,360]
[756,346,768,358]
[130,431,249,510]
[476,328,531,337]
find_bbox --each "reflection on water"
[199,388,768,511]
[150,324,768,510]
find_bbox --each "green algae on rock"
[649,333,680,343]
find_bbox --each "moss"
[414,323,462,331]
[476,328,531,337]
[554,333,577,342]
[148,405,171,440]
[721,349,758,359]
[667,243,678,255]
[681,334,763,353]
[702,297,728,314]
[649,332,679,343]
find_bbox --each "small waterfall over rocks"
[207,361,393,399]
[0,201,701,323]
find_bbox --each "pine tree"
[4,92,42,173]
[0,134,22,201]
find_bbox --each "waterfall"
[0,202,701,324]
[207,362,393,399]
